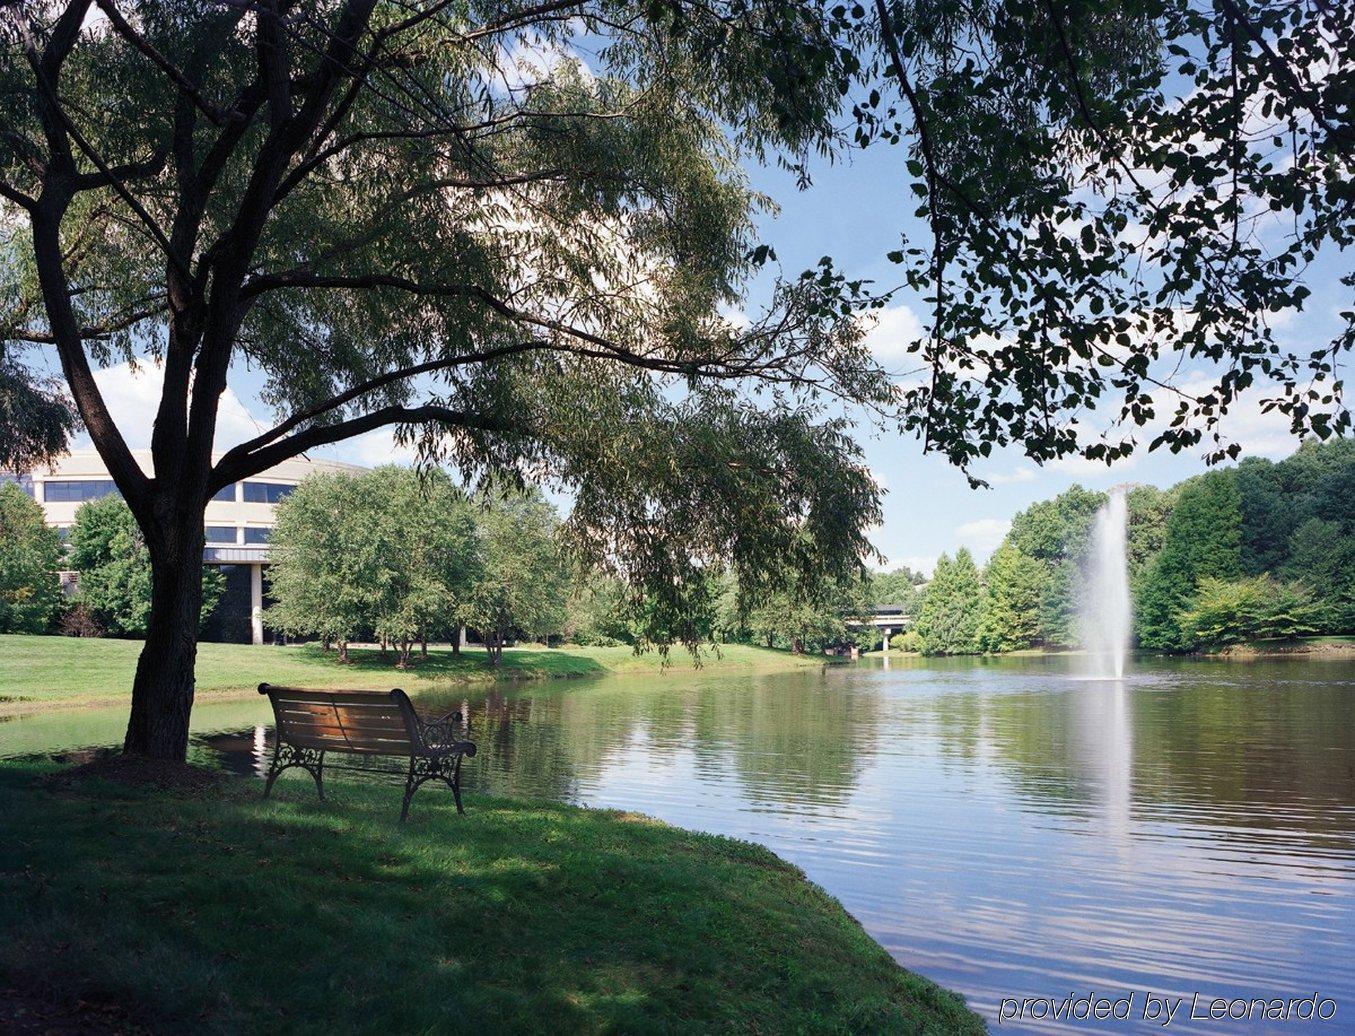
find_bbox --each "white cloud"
[987,465,1038,485]
[1148,371,1324,461]
[954,517,1010,557]
[860,304,926,368]
[324,427,420,468]
[719,304,751,330]
[83,361,267,452]
[500,31,593,93]
[1047,451,1140,480]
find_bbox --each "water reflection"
[3,655,1353,1031]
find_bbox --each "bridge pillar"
[881,626,892,652]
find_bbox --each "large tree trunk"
[123,538,205,760]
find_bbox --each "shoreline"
[865,637,1355,662]
[0,635,830,719]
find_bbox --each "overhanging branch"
[227,340,548,456]
[211,403,515,492]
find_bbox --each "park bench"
[257,684,477,822]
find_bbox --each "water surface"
[5,654,1353,1031]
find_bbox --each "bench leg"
[400,758,419,823]
[451,754,465,814]
[263,742,283,799]
[401,754,466,821]
[262,742,325,802]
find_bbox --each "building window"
[42,480,120,503]
[205,526,239,544]
[0,473,34,497]
[242,481,295,504]
[211,484,237,502]
[243,527,271,544]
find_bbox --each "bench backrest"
[258,684,421,756]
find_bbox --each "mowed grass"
[0,762,982,1035]
[0,635,827,713]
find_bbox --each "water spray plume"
[1083,487,1132,680]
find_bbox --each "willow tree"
[0,0,885,759]
[857,0,1351,472]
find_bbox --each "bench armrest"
[416,710,474,755]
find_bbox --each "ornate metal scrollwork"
[399,749,466,822]
[263,741,326,801]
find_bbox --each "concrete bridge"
[847,604,913,651]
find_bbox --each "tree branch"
[0,180,37,210]
[212,404,514,491]
[1217,0,1350,147]
[226,340,548,456]
[93,0,231,126]
[3,300,168,343]
[28,209,150,505]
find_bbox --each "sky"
[69,74,1349,579]
[729,145,1351,575]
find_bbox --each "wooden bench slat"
[285,736,413,754]
[264,687,401,703]
[274,707,408,731]
[276,717,413,741]
[277,724,413,745]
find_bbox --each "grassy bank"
[0,635,827,715]
[0,762,980,1034]
[1208,635,1355,659]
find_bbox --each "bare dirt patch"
[43,754,225,795]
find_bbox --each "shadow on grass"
[0,762,981,1034]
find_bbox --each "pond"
[4,654,1354,1031]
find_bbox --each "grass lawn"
[0,635,828,714]
[0,762,981,1034]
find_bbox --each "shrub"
[890,630,922,653]
[1178,575,1322,649]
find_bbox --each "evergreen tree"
[1282,518,1355,634]
[1125,485,1176,581]
[0,482,63,633]
[977,545,1046,653]
[1007,486,1104,645]
[916,550,982,655]
[1135,471,1242,650]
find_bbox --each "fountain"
[1082,486,1132,680]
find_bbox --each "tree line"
[1,462,892,660]
[4,440,1350,659]
[267,468,568,667]
[901,440,1354,656]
